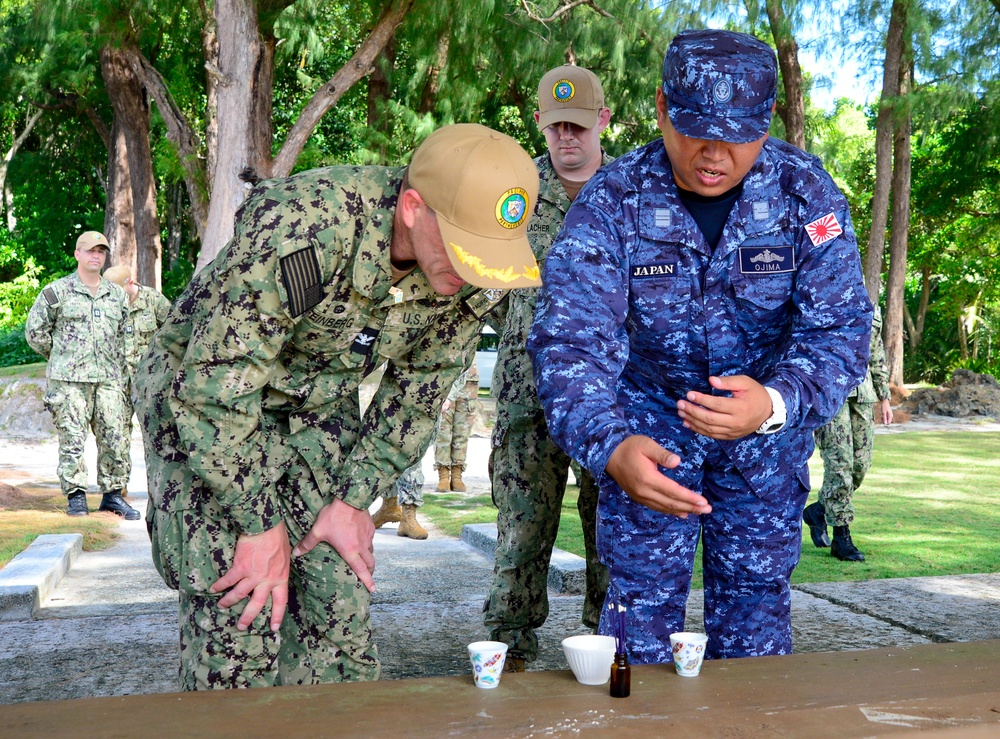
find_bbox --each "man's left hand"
[292,497,377,593]
[677,375,772,440]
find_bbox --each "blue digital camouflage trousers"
[146,452,379,690]
[484,403,608,662]
[597,443,808,663]
[813,398,875,526]
[43,379,131,496]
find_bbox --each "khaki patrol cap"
[103,265,131,286]
[408,123,541,289]
[536,65,605,130]
[76,231,110,251]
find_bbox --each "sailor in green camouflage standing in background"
[103,264,171,446]
[805,305,893,562]
[483,65,612,672]
[134,124,540,691]
[25,231,139,520]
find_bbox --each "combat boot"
[504,656,526,673]
[450,465,467,493]
[802,501,831,547]
[66,491,89,517]
[98,493,140,521]
[831,525,865,562]
[371,497,402,528]
[436,465,451,492]
[397,504,428,540]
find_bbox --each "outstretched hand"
[211,523,290,632]
[676,375,773,440]
[605,435,711,517]
[293,497,377,593]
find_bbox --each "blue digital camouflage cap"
[662,29,777,143]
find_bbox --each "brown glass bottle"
[609,652,630,697]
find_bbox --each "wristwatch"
[756,387,787,435]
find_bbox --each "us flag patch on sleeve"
[280,247,324,317]
[805,213,843,246]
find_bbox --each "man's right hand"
[605,435,712,517]
[210,523,290,632]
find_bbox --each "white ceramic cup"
[669,632,708,677]
[468,640,508,689]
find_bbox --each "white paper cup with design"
[468,641,509,689]
[669,632,708,677]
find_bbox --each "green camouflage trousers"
[43,379,130,496]
[483,403,608,662]
[813,398,875,526]
[145,452,379,690]
[434,394,476,469]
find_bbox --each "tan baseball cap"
[76,231,109,251]
[103,265,131,286]
[408,123,540,289]
[537,65,605,130]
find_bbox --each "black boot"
[802,501,831,547]
[66,491,89,517]
[99,492,141,521]
[831,525,865,562]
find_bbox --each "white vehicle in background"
[475,326,498,390]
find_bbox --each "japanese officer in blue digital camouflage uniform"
[527,29,873,663]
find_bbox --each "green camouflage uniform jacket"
[490,152,611,407]
[851,305,890,404]
[25,272,129,382]
[135,166,503,535]
[124,286,172,377]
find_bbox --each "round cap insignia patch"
[713,78,733,104]
[495,188,529,229]
[552,80,575,102]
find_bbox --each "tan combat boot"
[450,465,467,493]
[397,504,428,539]
[371,497,402,528]
[436,465,451,492]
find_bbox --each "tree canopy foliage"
[0,0,998,383]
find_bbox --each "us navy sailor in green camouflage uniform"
[806,305,893,561]
[483,66,612,671]
[25,231,139,520]
[103,265,171,443]
[134,124,540,691]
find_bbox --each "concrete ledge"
[0,533,82,621]
[461,523,585,595]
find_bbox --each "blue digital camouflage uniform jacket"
[528,137,873,502]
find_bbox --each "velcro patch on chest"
[280,247,324,318]
[462,288,507,320]
[631,262,678,279]
[738,245,795,274]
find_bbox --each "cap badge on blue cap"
[496,188,529,229]
[713,79,733,104]
[552,80,575,102]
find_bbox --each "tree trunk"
[884,62,912,387]
[418,31,450,114]
[103,116,137,274]
[101,45,164,289]
[863,0,907,303]
[1,107,43,232]
[366,39,396,162]
[765,0,805,149]
[196,0,273,272]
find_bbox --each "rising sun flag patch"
[805,213,843,246]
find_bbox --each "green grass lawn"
[420,431,1000,588]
